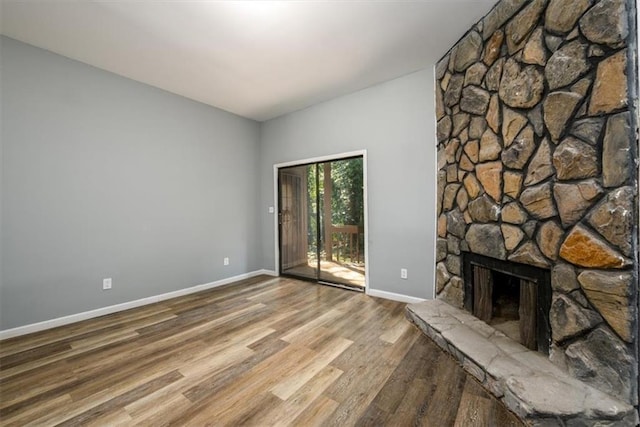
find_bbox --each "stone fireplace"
[408,0,639,423]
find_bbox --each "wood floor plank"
[124,374,193,420]
[389,377,431,425]
[379,315,411,344]
[0,276,523,427]
[367,333,441,416]
[261,365,343,426]
[270,335,352,400]
[0,393,74,427]
[0,308,175,359]
[322,334,417,426]
[57,370,184,426]
[453,377,493,427]
[290,395,341,427]
[0,360,78,408]
[420,352,468,426]
[181,334,289,404]
[168,343,315,425]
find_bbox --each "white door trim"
[273,150,369,293]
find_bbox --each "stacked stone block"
[435,0,638,405]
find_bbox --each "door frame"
[273,150,369,293]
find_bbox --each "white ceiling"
[1,1,496,121]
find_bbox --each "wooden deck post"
[323,162,332,261]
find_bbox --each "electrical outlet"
[400,268,408,280]
[268,206,275,214]
[223,257,230,266]
[103,278,112,290]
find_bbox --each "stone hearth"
[430,0,638,420]
[406,300,638,425]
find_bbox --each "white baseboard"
[366,288,427,304]
[0,269,278,340]
[259,269,278,277]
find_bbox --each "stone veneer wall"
[434,0,638,405]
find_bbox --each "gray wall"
[259,69,437,299]
[1,37,262,329]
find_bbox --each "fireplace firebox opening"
[463,252,551,354]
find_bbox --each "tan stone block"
[453,31,483,72]
[443,184,461,211]
[459,154,475,172]
[501,224,524,251]
[544,91,583,142]
[452,113,470,137]
[459,128,469,144]
[464,63,487,87]
[469,117,487,140]
[537,221,564,261]
[436,262,451,293]
[486,94,501,134]
[520,182,557,220]
[441,72,451,91]
[438,214,447,238]
[554,179,603,227]
[464,210,473,224]
[502,106,527,147]
[463,173,483,200]
[504,0,546,54]
[456,188,469,212]
[602,112,632,188]
[589,49,628,115]
[502,125,536,170]
[483,29,504,66]
[436,82,445,121]
[546,0,592,33]
[446,165,458,183]
[475,161,503,203]
[485,58,504,92]
[524,139,553,186]
[437,147,447,170]
[578,270,633,342]
[464,140,479,163]
[502,202,528,224]
[508,241,549,268]
[479,129,502,162]
[445,138,460,164]
[522,27,546,66]
[504,171,523,198]
[571,78,592,97]
[559,224,631,268]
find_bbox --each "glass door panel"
[318,158,365,289]
[279,165,316,280]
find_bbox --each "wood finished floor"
[0,276,523,426]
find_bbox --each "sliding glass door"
[278,156,364,290]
